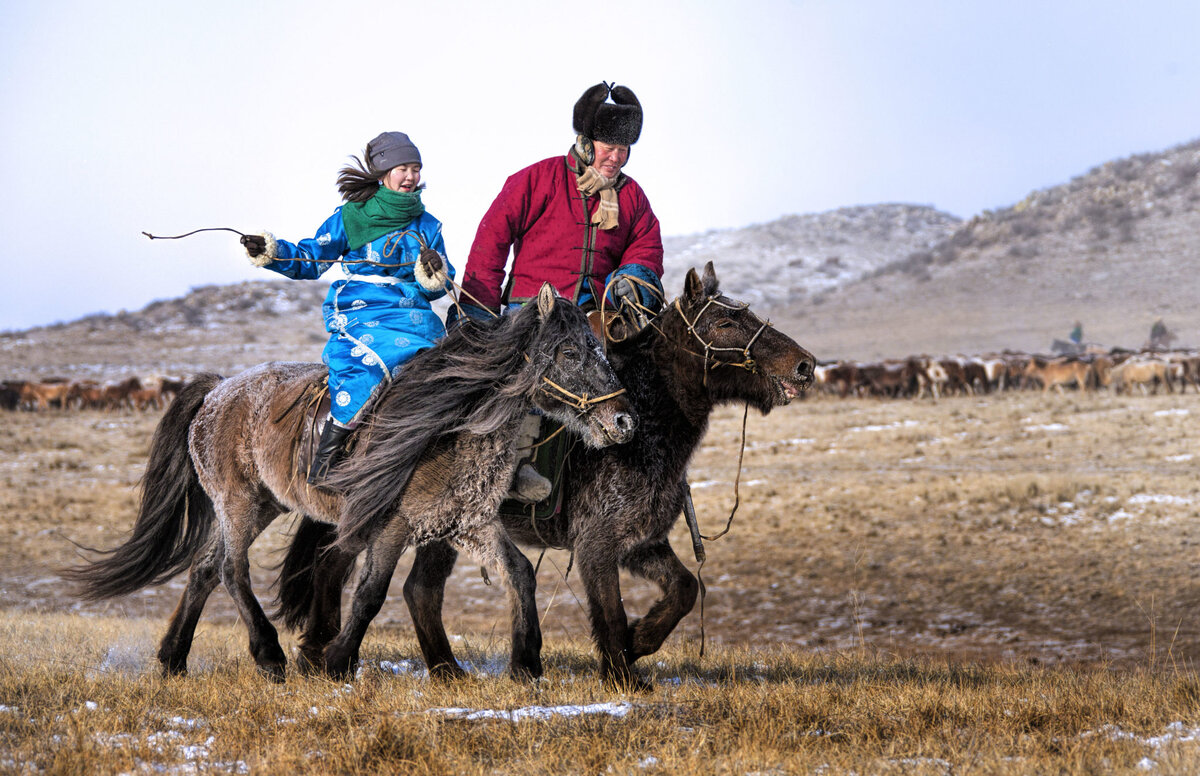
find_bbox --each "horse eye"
[560,347,579,360]
[714,318,735,329]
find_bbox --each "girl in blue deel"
[240,131,455,485]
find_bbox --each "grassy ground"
[1,388,1199,773]
[3,614,1200,775]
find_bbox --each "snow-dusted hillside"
[662,204,961,306]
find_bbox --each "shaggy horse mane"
[327,299,588,545]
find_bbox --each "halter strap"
[519,352,628,413]
[538,377,627,413]
[672,295,772,384]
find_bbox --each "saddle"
[273,376,360,476]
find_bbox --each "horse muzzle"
[589,401,638,446]
[773,358,816,405]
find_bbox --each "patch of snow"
[429,700,634,722]
[378,659,424,676]
[1128,494,1193,506]
[1024,423,1069,432]
[848,420,920,432]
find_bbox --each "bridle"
[670,295,773,385]
[517,352,627,450]
[537,375,626,414]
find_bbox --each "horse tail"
[64,373,223,601]
[274,515,348,631]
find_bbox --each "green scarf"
[341,187,426,250]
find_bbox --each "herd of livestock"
[0,375,184,412]
[813,347,1200,399]
[2,348,1197,412]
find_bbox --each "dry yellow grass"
[2,614,1199,774]
[2,388,1200,773]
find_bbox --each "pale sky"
[2,0,1198,331]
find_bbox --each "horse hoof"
[603,672,653,694]
[508,663,544,683]
[429,662,468,682]
[159,662,187,679]
[323,663,353,680]
[322,649,357,680]
[294,650,325,676]
[257,664,287,683]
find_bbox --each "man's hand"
[613,277,637,306]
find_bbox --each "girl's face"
[381,163,422,193]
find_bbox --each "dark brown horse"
[279,263,815,688]
[66,285,636,681]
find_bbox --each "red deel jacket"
[461,155,664,310]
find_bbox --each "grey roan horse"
[278,263,816,689]
[66,285,636,681]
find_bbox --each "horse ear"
[683,268,702,305]
[537,282,556,320]
[701,261,720,295]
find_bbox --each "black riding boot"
[307,419,353,486]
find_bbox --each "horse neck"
[645,316,719,426]
[612,327,715,468]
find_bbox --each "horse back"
[189,362,330,510]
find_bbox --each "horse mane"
[328,299,584,546]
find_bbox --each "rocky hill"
[773,138,1200,361]
[4,137,1199,378]
[662,203,962,308]
[0,281,330,381]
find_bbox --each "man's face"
[591,140,629,178]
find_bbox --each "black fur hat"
[573,82,642,146]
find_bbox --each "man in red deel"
[456,82,665,322]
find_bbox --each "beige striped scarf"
[572,136,620,230]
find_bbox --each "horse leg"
[576,542,648,692]
[217,498,288,682]
[322,519,413,679]
[157,532,224,676]
[455,524,542,681]
[622,540,699,663]
[403,540,466,680]
[295,541,357,674]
